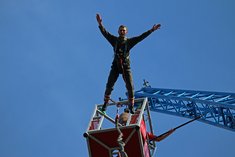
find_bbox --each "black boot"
[129,105,135,114]
[100,95,110,113]
[101,103,107,112]
[128,98,135,114]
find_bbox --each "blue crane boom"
[134,85,235,132]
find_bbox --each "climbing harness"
[114,37,128,60]
[114,38,129,77]
[114,39,135,113]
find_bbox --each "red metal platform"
[84,98,156,157]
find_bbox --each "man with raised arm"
[96,13,161,114]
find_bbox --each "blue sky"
[0,0,235,157]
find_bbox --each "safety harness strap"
[114,38,129,59]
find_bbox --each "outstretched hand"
[151,24,161,32]
[96,13,102,26]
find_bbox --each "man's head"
[118,25,128,37]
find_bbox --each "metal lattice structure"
[84,98,157,157]
[135,86,235,132]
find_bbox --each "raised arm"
[96,13,103,27]
[96,13,116,46]
[128,23,161,49]
[150,24,161,32]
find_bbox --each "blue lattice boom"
[135,87,235,132]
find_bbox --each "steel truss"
[135,87,235,132]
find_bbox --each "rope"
[115,105,128,157]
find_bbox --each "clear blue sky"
[1,0,235,157]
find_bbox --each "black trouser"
[104,64,134,101]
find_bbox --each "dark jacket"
[99,26,152,72]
